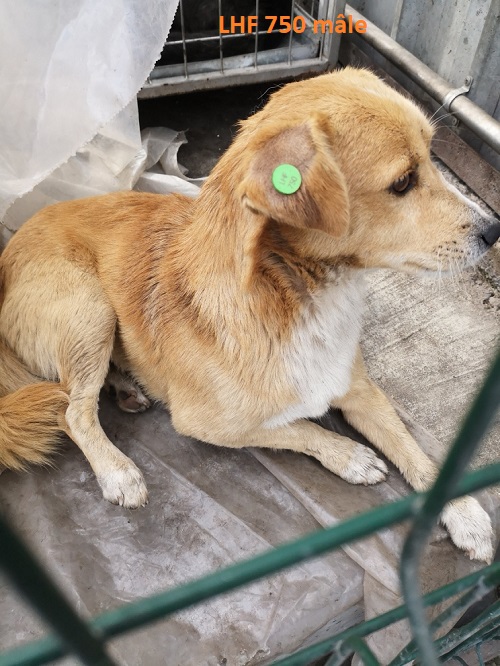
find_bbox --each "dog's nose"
[481,222,500,247]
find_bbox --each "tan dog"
[1,69,499,561]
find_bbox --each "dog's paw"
[341,443,388,485]
[116,388,151,414]
[441,496,494,563]
[98,462,149,509]
[105,369,151,413]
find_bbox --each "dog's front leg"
[173,411,389,487]
[245,420,389,486]
[332,348,494,562]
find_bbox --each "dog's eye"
[390,171,416,195]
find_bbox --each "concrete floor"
[139,82,500,482]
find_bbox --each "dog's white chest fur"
[264,272,365,428]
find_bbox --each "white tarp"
[0,0,180,243]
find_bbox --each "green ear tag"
[272,164,302,195]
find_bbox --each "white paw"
[98,462,149,509]
[441,496,494,563]
[341,444,388,485]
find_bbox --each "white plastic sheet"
[0,0,179,239]
[2,122,203,239]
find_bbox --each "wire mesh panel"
[1,350,499,665]
[140,0,347,97]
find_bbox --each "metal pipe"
[346,4,500,154]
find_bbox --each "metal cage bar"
[1,343,499,666]
[401,349,500,665]
[389,580,500,666]
[2,496,500,666]
[0,516,116,666]
[140,0,347,98]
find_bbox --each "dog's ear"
[238,116,349,236]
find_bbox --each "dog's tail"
[0,337,69,470]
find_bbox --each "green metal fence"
[1,349,499,666]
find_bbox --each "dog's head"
[237,68,500,274]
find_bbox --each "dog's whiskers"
[430,111,457,127]
[431,138,467,147]
[428,102,448,124]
